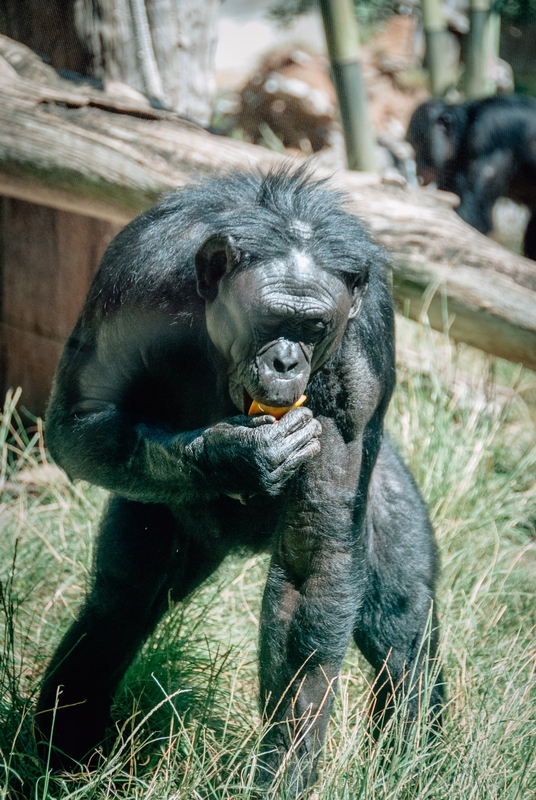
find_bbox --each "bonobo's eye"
[295,318,331,345]
[304,319,328,334]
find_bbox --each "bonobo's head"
[195,215,369,413]
[407,99,463,185]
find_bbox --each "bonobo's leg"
[353,439,443,735]
[523,207,536,261]
[454,150,513,234]
[35,497,224,770]
[257,420,364,797]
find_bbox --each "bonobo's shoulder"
[467,94,536,124]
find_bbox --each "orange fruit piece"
[248,394,307,420]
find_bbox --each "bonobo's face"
[196,235,365,413]
[406,99,456,185]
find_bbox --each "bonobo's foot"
[254,738,320,799]
[34,691,110,772]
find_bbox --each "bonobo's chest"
[126,339,235,430]
[92,310,236,430]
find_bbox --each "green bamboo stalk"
[486,7,502,94]
[421,0,452,96]
[464,0,495,98]
[318,0,376,172]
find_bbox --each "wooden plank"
[0,198,122,414]
[0,324,64,418]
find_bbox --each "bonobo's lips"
[243,387,292,414]
[243,387,306,416]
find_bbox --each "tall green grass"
[1,319,535,799]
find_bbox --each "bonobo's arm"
[454,149,514,234]
[257,351,387,793]
[46,318,321,506]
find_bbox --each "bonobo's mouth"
[243,387,293,414]
[243,387,307,417]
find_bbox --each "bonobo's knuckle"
[312,420,323,437]
[262,448,282,473]
[257,468,283,496]
[288,441,321,470]
[306,439,322,457]
[278,406,313,432]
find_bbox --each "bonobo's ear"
[195,234,241,302]
[348,270,369,319]
[437,110,455,132]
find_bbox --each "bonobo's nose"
[260,340,306,380]
[272,341,300,374]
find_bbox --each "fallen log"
[0,35,535,371]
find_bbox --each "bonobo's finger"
[261,421,322,475]
[288,437,322,468]
[273,418,322,461]
[214,415,275,434]
[256,407,315,447]
[247,414,276,428]
[274,406,314,434]
[270,438,322,486]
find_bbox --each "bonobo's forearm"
[46,405,210,505]
[46,401,322,505]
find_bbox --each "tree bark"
[0,0,220,125]
[0,35,535,373]
[0,0,89,73]
[318,0,377,171]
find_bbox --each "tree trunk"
[463,0,495,99]
[0,0,220,125]
[74,0,220,124]
[420,0,453,96]
[318,0,377,171]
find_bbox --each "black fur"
[35,167,442,794]
[407,94,536,259]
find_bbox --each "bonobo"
[36,168,443,793]
[407,95,536,260]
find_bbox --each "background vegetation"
[0,317,535,799]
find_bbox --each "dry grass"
[1,318,535,799]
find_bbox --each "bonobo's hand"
[187,407,322,498]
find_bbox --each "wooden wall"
[0,198,123,418]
